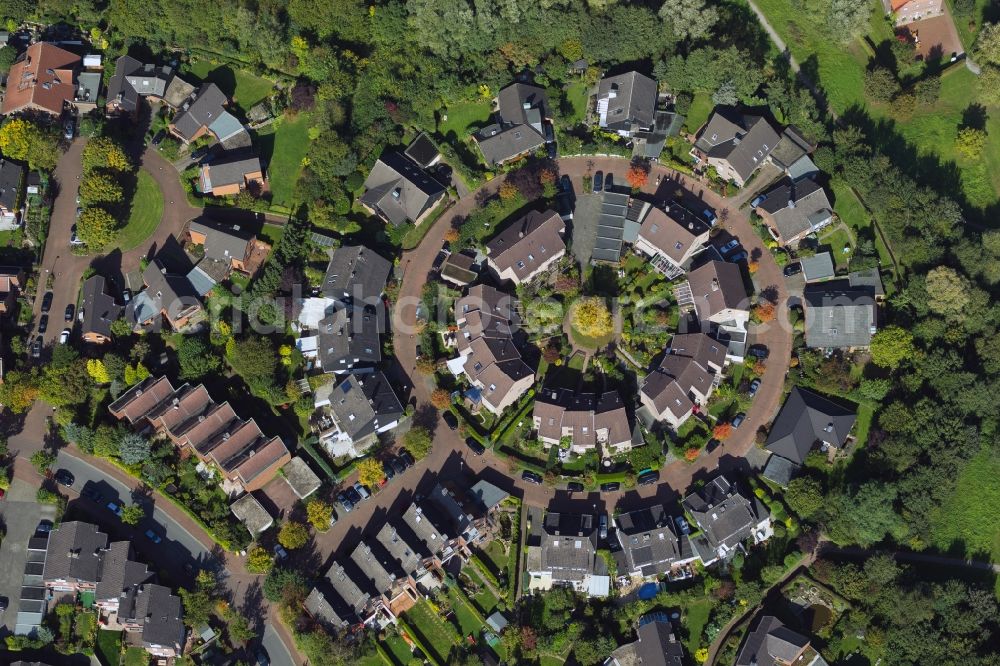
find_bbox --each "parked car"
[747,345,769,360]
[36,520,53,534]
[750,194,766,208]
[702,209,717,225]
[122,288,132,304]
[382,460,396,481]
[398,450,415,468]
[599,514,608,540]
[70,225,83,246]
[674,516,691,535]
[40,291,53,313]
[144,529,162,544]
[593,170,604,192]
[151,130,165,146]
[64,304,74,321]
[559,174,572,193]
[566,481,585,493]
[604,173,614,191]
[731,413,746,428]
[705,438,721,453]
[747,378,761,398]
[637,471,659,486]
[336,492,354,513]
[328,510,338,527]
[465,437,485,456]
[719,239,740,254]
[59,329,70,344]
[106,502,123,517]
[53,469,75,487]
[521,470,543,485]
[442,411,459,430]
[190,147,210,161]
[32,336,42,358]
[728,251,748,263]
[255,648,270,666]
[81,486,103,503]
[63,120,74,140]
[432,249,450,271]
[0,597,7,612]
[76,207,83,217]
[273,544,288,561]
[783,262,802,277]
[344,485,362,504]
[390,457,406,475]
[38,314,49,334]
[600,482,621,492]
[546,141,557,159]
[354,482,372,499]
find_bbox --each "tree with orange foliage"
[753,302,776,323]
[684,447,701,462]
[747,260,760,274]
[499,180,519,200]
[753,360,767,375]
[443,227,459,243]
[539,168,557,185]
[430,388,452,409]
[626,162,650,190]
[713,422,733,441]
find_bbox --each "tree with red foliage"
[626,159,650,190]
[753,302,776,323]
[542,342,562,363]
[430,388,452,410]
[713,422,733,441]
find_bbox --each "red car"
[0,488,6,500]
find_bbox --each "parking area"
[0,479,57,635]
[569,193,602,267]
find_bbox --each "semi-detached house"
[485,209,566,286]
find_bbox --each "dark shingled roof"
[42,522,108,584]
[597,71,658,134]
[403,132,440,168]
[610,615,685,666]
[0,157,25,213]
[615,505,693,578]
[360,151,445,226]
[682,476,768,557]
[694,107,780,183]
[80,275,123,341]
[765,387,857,464]
[736,615,812,666]
[171,83,229,141]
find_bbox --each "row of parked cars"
[520,469,661,492]
[336,450,416,516]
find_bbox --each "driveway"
[261,622,297,666]
[0,478,58,635]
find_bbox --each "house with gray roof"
[800,252,835,282]
[596,71,658,138]
[763,387,857,485]
[305,560,374,629]
[0,157,25,230]
[360,151,446,227]
[41,522,109,592]
[615,505,696,580]
[485,209,566,285]
[350,540,420,617]
[400,500,472,567]
[106,55,195,115]
[591,191,648,264]
[198,154,265,197]
[639,332,726,430]
[469,479,509,512]
[803,281,877,349]
[125,259,205,331]
[281,456,322,499]
[682,475,772,565]
[316,372,403,458]
[94,542,152,613]
[768,127,818,180]
[755,178,834,246]
[525,512,609,597]
[608,614,685,666]
[693,107,780,187]
[230,493,274,535]
[117,583,186,658]
[634,202,711,276]
[79,275,123,344]
[475,82,550,166]
[169,83,249,148]
[736,615,828,666]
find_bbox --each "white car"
[59,329,70,344]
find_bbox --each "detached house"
[803,281,878,349]
[451,285,535,416]
[475,82,550,166]
[79,275,123,344]
[639,332,726,429]
[125,259,207,331]
[1,43,81,116]
[105,55,195,116]
[596,71,658,138]
[532,388,633,454]
[199,154,266,197]
[887,0,945,25]
[682,475,772,565]
[0,158,25,230]
[109,376,291,493]
[169,83,250,149]
[360,151,446,227]
[526,512,610,597]
[187,218,270,279]
[692,108,780,187]
[680,259,750,360]
[485,209,566,285]
[608,614,686,666]
[634,203,712,278]
[755,178,834,246]
[313,372,404,459]
[615,505,696,581]
[736,615,829,666]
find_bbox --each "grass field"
[446,585,485,637]
[185,61,274,113]
[817,226,853,269]
[257,112,311,209]
[119,169,164,251]
[438,99,493,139]
[96,629,122,666]
[124,647,148,666]
[404,600,460,663]
[75,610,97,643]
[932,449,1000,562]
[259,223,285,246]
[384,633,414,665]
[464,566,500,615]
[684,599,713,655]
[563,81,590,125]
[685,91,714,132]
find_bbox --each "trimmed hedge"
[299,439,337,480]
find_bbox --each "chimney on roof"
[711,278,719,291]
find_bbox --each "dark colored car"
[466,438,485,455]
[705,438,721,453]
[345,486,363,504]
[731,413,746,429]
[522,470,543,485]
[336,492,354,513]
[151,130,165,146]
[604,173,614,191]
[600,482,621,492]
[593,170,604,192]
[64,304,74,321]
[390,457,406,475]
[546,142,557,159]
[398,450,415,468]
[747,378,761,398]
[432,249,449,271]
[81,486,103,503]
[38,314,48,334]
[637,471,659,486]
[442,411,459,430]
[144,529,162,544]
[36,520,53,534]
[0,596,7,612]
[190,147,210,161]
[566,481,585,492]
[40,291,53,313]
[559,174,571,193]
[382,460,396,481]
[53,469,75,487]
[32,335,43,358]
[783,262,802,277]
[599,514,608,539]
[675,515,691,535]
[747,345,769,361]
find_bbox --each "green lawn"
[446,585,485,637]
[257,112,311,209]
[482,540,509,575]
[119,170,164,251]
[384,634,414,665]
[464,566,500,615]
[438,99,493,139]
[684,599,713,655]
[96,629,122,666]
[563,81,590,125]
[932,449,1000,562]
[75,609,97,643]
[685,90,713,132]
[124,646,148,666]
[404,600,460,663]
[259,222,285,246]
[854,403,875,448]
[817,226,853,269]
[185,61,274,113]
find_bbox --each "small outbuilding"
[800,252,835,282]
[282,456,322,500]
[486,611,509,634]
[230,493,274,536]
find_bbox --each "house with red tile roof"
[1,43,81,116]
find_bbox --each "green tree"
[785,476,824,520]
[110,318,133,338]
[827,483,908,547]
[571,298,612,339]
[82,137,131,172]
[925,266,970,319]
[278,521,309,549]
[305,499,334,531]
[117,432,151,465]
[79,172,124,205]
[227,337,278,384]
[977,66,1000,106]
[120,504,146,526]
[76,207,118,248]
[39,360,91,408]
[30,450,56,474]
[246,546,274,574]
[262,567,308,604]
[0,45,16,75]
[0,370,40,413]
[826,0,872,42]
[177,336,222,380]
[974,21,1000,65]
[87,358,111,384]
[869,326,915,368]
[356,457,385,488]
[955,127,987,158]
[863,67,900,103]
[658,0,717,41]
[402,426,432,460]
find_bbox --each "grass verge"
[119,170,164,251]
